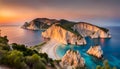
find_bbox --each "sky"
[0,0,120,26]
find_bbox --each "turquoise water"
[56,26,120,69]
[1,26,120,68]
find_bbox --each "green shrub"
[12,43,35,56]
[25,54,46,69]
[0,36,53,69]
[0,36,9,44]
[96,60,117,69]
[0,50,27,69]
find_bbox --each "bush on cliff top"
[0,36,55,69]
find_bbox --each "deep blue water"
[56,26,120,69]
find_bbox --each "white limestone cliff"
[87,45,103,58]
[22,18,111,46]
[60,50,85,69]
[42,24,86,45]
[72,23,111,38]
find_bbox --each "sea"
[0,25,120,69]
[56,26,120,69]
[0,25,44,46]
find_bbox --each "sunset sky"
[0,0,120,26]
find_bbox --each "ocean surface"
[56,26,120,69]
[0,26,44,46]
[0,25,120,68]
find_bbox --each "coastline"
[41,39,61,60]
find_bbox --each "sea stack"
[60,50,85,69]
[87,45,103,58]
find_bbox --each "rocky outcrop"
[21,22,30,29]
[22,18,111,45]
[60,50,85,69]
[87,45,103,58]
[21,18,58,30]
[42,24,86,45]
[72,22,111,38]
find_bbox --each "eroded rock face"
[21,18,58,30]
[42,24,86,45]
[60,50,85,69]
[72,22,111,38]
[22,18,111,45]
[87,45,103,58]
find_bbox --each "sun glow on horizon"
[0,9,36,24]
[0,10,18,23]
[0,10,16,17]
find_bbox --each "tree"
[25,54,46,69]
[12,43,35,56]
[0,36,53,69]
[96,60,117,69]
[39,53,49,62]
[0,43,10,50]
[104,60,110,69]
[0,36,9,44]
[1,50,27,69]
[96,65,101,69]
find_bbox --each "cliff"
[87,45,103,58]
[60,50,85,69]
[22,18,111,45]
[21,18,58,30]
[72,22,111,38]
[42,24,86,45]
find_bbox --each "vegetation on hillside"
[0,36,55,69]
[96,60,117,69]
[0,36,117,69]
[56,19,82,38]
